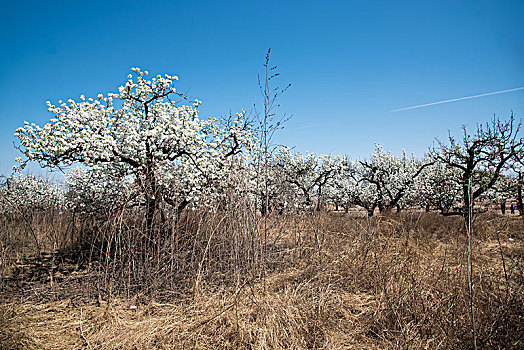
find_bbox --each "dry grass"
[1,210,523,349]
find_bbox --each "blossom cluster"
[0,174,66,216]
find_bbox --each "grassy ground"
[1,211,523,349]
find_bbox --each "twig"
[79,307,92,350]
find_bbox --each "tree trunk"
[305,194,312,209]
[146,194,156,231]
[463,178,472,224]
[316,186,322,212]
[261,200,268,216]
[143,164,159,233]
[518,172,523,216]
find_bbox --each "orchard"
[2,66,523,349]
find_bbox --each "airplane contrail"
[290,123,322,131]
[391,86,524,112]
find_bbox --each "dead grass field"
[1,211,523,349]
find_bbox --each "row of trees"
[5,123,523,218]
[254,129,523,218]
[7,68,523,229]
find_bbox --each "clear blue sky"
[1,0,523,175]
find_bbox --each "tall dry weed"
[1,207,523,349]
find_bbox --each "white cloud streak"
[391,86,524,112]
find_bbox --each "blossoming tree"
[275,149,343,211]
[414,162,462,213]
[357,145,429,214]
[15,68,253,229]
[429,115,522,221]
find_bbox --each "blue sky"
[1,0,523,175]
